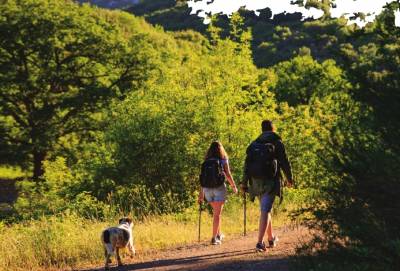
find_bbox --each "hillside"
[127,0,207,32]
[126,1,338,66]
[84,0,362,68]
[77,0,139,9]
[126,1,393,68]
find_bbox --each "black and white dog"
[101,217,136,270]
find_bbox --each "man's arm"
[275,140,294,185]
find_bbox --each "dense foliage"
[0,1,399,270]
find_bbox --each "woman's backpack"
[199,158,225,188]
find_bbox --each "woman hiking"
[198,141,238,245]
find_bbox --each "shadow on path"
[79,248,277,271]
[192,257,289,271]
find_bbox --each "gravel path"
[79,225,310,271]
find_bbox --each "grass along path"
[0,194,303,271]
[79,225,311,271]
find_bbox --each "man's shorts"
[203,184,227,202]
[259,192,275,212]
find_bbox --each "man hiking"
[241,120,294,252]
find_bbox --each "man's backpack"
[246,141,278,180]
[199,158,225,188]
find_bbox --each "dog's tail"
[102,230,115,256]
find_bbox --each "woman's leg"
[216,202,224,236]
[209,201,224,237]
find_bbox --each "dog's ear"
[118,218,123,224]
[126,217,133,225]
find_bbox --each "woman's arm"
[223,161,238,193]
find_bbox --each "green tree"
[0,0,150,179]
[272,55,350,105]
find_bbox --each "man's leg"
[258,193,275,244]
[257,211,269,243]
[266,212,273,240]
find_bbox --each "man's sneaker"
[217,233,225,242]
[268,236,278,248]
[256,241,267,252]
[211,237,221,245]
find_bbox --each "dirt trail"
[79,225,310,271]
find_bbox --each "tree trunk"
[33,150,46,180]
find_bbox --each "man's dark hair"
[262,120,274,132]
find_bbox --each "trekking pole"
[198,202,202,242]
[243,192,247,236]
